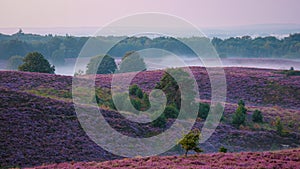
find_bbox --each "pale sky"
[0,0,300,28]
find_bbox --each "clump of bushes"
[252,110,263,123]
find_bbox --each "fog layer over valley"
[2,57,299,76]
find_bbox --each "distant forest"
[0,30,299,64]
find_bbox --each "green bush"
[136,87,143,99]
[232,101,247,127]
[198,102,210,119]
[238,99,245,107]
[131,98,141,111]
[178,129,203,157]
[86,55,117,74]
[164,105,179,119]
[129,84,139,96]
[142,93,150,109]
[219,146,227,153]
[151,114,167,128]
[252,110,263,123]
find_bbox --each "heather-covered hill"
[27,148,300,169]
[0,67,300,168]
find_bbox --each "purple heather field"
[0,66,300,168]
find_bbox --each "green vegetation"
[27,88,72,100]
[2,32,300,65]
[232,100,247,128]
[275,117,284,135]
[198,102,210,119]
[178,129,203,157]
[6,55,23,70]
[252,110,263,123]
[18,52,55,74]
[118,51,147,73]
[86,55,117,74]
[275,67,300,76]
[219,146,228,153]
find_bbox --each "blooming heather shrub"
[178,129,203,157]
[252,110,263,123]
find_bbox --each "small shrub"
[238,100,245,107]
[164,105,179,119]
[198,102,210,119]
[178,129,203,157]
[142,93,150,109]
[151,114,167,128]
[219,146,227,153]
[131,98,141,111]
[135,87,143,99]
[275,117,283,135]
[129,84,139,96]
[252,110,263,123]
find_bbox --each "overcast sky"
[1,0,300,28]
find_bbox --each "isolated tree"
[118,51,146,73]
[18,52,55,74]
[232,100,247,127]
[86,55,117,74]
[178,129,203,157]
[252,110,263,123]
[6,55,23,70]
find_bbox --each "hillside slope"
[0,67,300,168]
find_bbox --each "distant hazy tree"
[51,49,65,65]
[118,51,146,73]
[252,110,263,123]
[178,129,203,157]
[86,55,117,74]
[6,55,23,70]
[18,52,55,74]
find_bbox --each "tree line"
[1,30,299,66]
